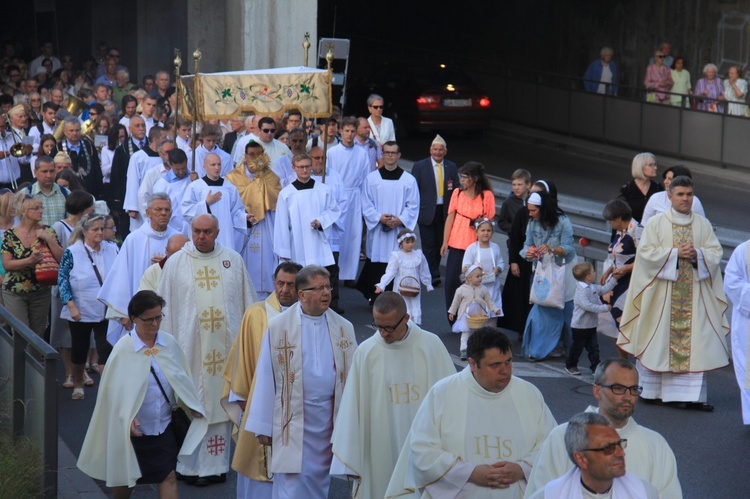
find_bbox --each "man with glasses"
[158,213,256,486]
[331,292,454,499]
[528,412,658,499]
[253,116,290,164]
[274,153,339,270]
[247,264,356,498]
[222,261,302,498]
[387,328,556,498]
[526,358,682,498]
[95,47,127,78]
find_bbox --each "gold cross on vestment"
[199,306,225,333]
[195,266,220,291]
[275,330,297,446]
[249,242,261,253]
[203,349,224,376]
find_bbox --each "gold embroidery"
[194,265,220,291]
[336,326,352,385]
[275,329,296,446]
[144,347,159,356]
[670,224,693,371]
[203,349,224,375]
[199,306,225,333]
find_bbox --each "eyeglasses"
[598,384,643,396]
[294,164,312,170]
[105,225,116,231]
[383,151,400,155]
[656,55,665,59]
[261,128,275,134]
[300,284,332,293]
[370,105,383,109]
[583,439,627,456]
[137,313,164,324]
[370,313,407,333]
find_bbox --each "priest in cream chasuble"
[158,214,257,478]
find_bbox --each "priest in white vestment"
[617,177,729,410]
[356,141,419,303]
[723,240,750,425]
[331,292,455,499]
[158,214,257,482]
[123,127,167,232]
[98,193,179,345]
[526,412,658,499]
[222,262,302,499]
[326,118,371,280]
[226,141,281,299]
[274,153,340,268]
[246,265,357,499]
[151,153,192,236]
[181,152,247,252]
[386,328,556,498]
[188,124,234,178]
[525,359,682,498]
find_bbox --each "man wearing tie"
[410,135,459,286]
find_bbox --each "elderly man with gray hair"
[527,412,658,498]
[97,192,180,344]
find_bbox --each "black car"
[349,63,491,136]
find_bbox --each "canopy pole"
[172,49,182,142]
[190,47,202,173]
[321,47,334,183]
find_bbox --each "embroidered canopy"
[179,66,332,120]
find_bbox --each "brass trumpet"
[2,114,27,158]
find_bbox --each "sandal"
[72,388,84,400]
[90,363,100,373]
[84,362,91,371]
[62,375,74,388]
[83,371,94,387]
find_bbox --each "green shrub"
[0,433,44,499]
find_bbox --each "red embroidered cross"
[206,435,226,456]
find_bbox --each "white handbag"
[529,253,566,309]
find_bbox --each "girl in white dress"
[375,230,433,324]
[462,218,504,326]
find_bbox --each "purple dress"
[694,77,724,112]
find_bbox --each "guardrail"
[0,305,59,499]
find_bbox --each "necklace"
[61,140,92,177]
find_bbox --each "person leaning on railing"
[1,193,62,338]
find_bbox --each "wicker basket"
[466,299,489,329]
[398,276,420,297]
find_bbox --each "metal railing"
[0,304,59,499]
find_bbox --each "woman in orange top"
[440,162,496,313]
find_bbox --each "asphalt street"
[57,130,750,498]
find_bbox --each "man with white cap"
[6,104,34,183]
[410,134,459,286]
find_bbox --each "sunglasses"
[261,128,275,133]
[370,105,383,109]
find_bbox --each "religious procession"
[1,35,746,499]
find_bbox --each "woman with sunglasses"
[366,94,395,146]
[644,50,674,104]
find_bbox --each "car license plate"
[443,98,471,107]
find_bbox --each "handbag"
[151,366,191,447]
[34,242,59,285]
[529,253,566,309]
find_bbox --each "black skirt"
[130,422,178,484]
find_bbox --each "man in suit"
[222,117,244,155]
[410,134,459,286]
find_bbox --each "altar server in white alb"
[97,193,179,344]
[526,412,658,499]
[246,265,357,499]
[189,124,234,178]
[525,358,682,498]
[356,140,420,305]
[386,328,556,498]
[150,149,192,235]
[158,214,257,484]
[273,153,340,268]
[137,142,178,218]
[123,126,166,231]
[331,292,455,499]
[181,152,247,252]
[326,116,371,281]
[723,239,750,425]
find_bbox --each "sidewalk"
[488,119,750,191]
[57,436,105,498]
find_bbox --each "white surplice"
[190,144,234,178]
[271,153,296,188]
[273,179,340,267]
[246,304,356,499]
[231,133,260,166]
[362,167,419,263]
[137,162,169,217]
[181,178,247,252]
[330,323,455,499]
[124,147,162,231]
[723,240,750,424]
[158,242,257,476]
[386,368,557,499]
[311,168,347,252]
[152,174,192,236]
[326,142,370,279]
[525,406,682,499]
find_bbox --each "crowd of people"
[0,39,748,499]
[584,41,750,116]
